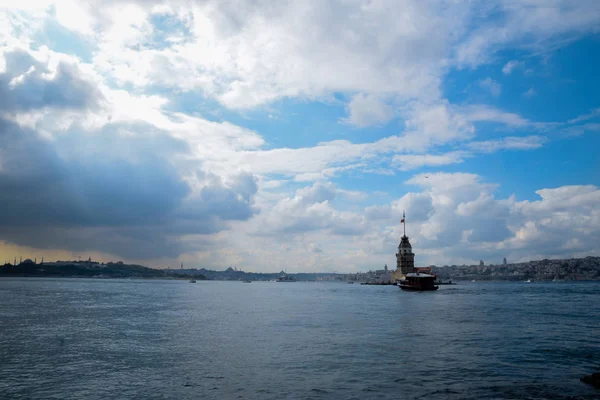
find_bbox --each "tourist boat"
[398,272,438,291]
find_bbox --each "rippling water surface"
[1,278,599,399]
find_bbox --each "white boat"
[189,279,196,283]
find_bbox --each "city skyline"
[0,1,599,272]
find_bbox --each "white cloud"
[4,1,600,112]
[393,151,466,171]
[502,60,521,75]
[479,77,502,96]
[568,107,600,124]
[523,88,536,97]
[462,105,529,126]
[54,0,96,36]
[561,123,600,137]
[83,0,460,110]
[467,136,546,153]
[343,93,395,127]
[454,1,600,67]
[401,101,475,149]
[249,181,368,237]
[241,174,600,271]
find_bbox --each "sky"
[0,0,599,272]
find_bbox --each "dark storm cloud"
[0,119,259,259]
[0,49,102,112]
[0,120,189,227]
[0,46,258,259]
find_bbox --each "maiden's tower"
[392,211,438,291]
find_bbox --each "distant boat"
[189,279,196,283]
[346,281,355,284]
[243,280,252,283]
[526,279,533,283]
[398,272,438,291]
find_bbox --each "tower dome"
[398,235,412,253]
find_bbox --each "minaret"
[396,211,415,275]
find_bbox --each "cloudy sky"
[0,1,599,272]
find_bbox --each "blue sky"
[0,1,599,272]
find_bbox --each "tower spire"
[401,210,406,237]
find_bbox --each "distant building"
[480,260,484,267]
[384,264,388,272]
[503,257,507,265]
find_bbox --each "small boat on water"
[398,272,438,291]
[526,279,533,283]
[243,280,252,283]
[189,279,196,283]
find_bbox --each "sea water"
[1,278,599,399]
